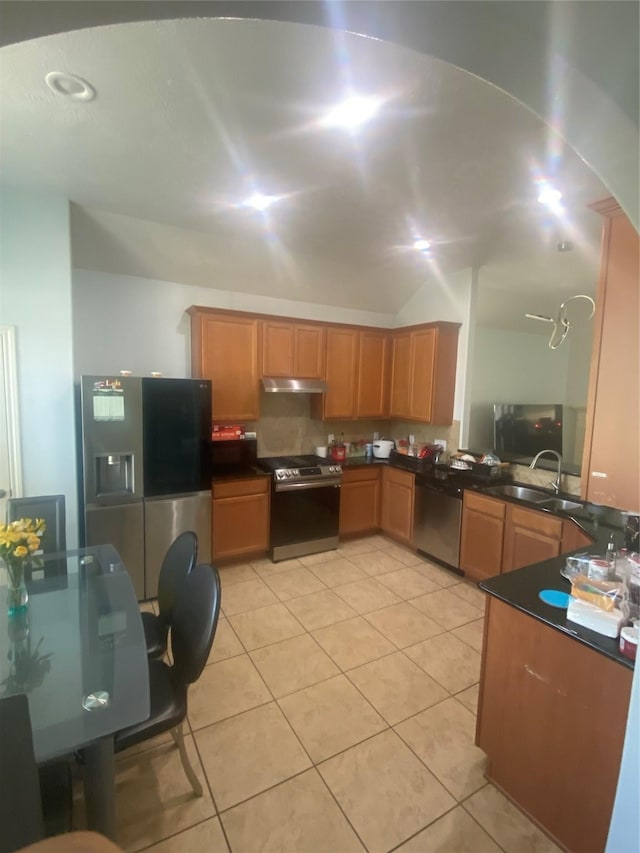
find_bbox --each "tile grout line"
[187,540,493,850]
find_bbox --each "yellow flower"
[13,545,28,558]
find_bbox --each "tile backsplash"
[248,393,461,457]
[247,394,583,493]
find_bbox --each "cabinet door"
[502,506,562,573]
[322,328,359,419]
[389,333,412,418]
[582,204,639,512]
[339,469,381,536]
[192,312,260,420]
[294,324,325,378]
[381,466,415,545]
[212,479,269,561]
[460,506,505,582]
[408,328,436,421]
[262,320,294,377]
[356,330,389,418]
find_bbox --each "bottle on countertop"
[606,534,617,577]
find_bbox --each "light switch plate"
[434,438,447,450]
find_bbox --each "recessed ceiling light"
[537,181,562,207]
[413,238,432,254]
[321,96,381,129]
[45,71,96,102]
[242,193,280,212]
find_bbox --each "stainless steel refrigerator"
[79,376,212,599]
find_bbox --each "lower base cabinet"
[459,491,505,582]
[502,504,563,573]
[339,467,381,536]
[212,477,270,562]
[380,466,415,545]
[478,597,632,853]
[460,493,594,581]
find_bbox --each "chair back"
[157,530,198,621]
[7,495,66,554]
[170,564,221,685]
[0,694,45,852]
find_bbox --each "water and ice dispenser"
[94,453,135,497]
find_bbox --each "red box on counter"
[212,423,245,440]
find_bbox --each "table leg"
[83,736,116,840]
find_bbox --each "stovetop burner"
[258,455,321,471]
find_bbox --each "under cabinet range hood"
[261,377,328,394]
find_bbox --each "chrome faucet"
[529,449,563,494]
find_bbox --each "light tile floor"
[102,536,561,853]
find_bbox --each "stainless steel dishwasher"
[413,475,463,572]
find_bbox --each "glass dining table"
[0,545,150,840]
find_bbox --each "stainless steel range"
[257,455,342,561]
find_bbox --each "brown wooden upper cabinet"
[262,319,325,379]
[389,322,460,424]
[355,329,390,418]
[189,307,260,421]
[312,327,389,420]
[582,199,639,513]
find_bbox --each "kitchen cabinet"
[502,504,563,573]
[318,327,359,419]
[312,326,389,420]
[389,322,460,424]
[381,465,415,545]
[189,308,260,421]
[339,467,381,536]
[355,329,389,418]
[212,477,270,561]
[582,199,639,513]
[262,319,325,379]
[561,518,593,553]
[477,596,632,853]
[459,491,505,582]
[389,332,411,416]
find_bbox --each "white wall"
[72,268,394,378]
[0,185,78,547]
[467,327,571,452]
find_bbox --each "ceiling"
[0,17,609,320]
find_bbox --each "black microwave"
[211,438,258,475]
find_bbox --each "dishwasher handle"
[415,479,463,500]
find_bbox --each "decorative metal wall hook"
[525,294,595,349]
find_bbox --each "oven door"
[271,478,341,561]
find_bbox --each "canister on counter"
[619,626,638,661]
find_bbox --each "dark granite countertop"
[211,466,271,483]
[474,485,627,545]
[480,556,633,670]
[341,456,390,468]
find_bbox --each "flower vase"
[6,562,29,616]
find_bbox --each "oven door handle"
[274,478,342,492]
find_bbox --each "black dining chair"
[141,530,198,659]
[115,563,221,795]
[0,694,72,853]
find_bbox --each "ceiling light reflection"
[243,192,281,212]
[413,238,432,254]
[320,95,382,129]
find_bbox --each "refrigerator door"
[85,503,145,599]
[80,376,144,505]
[142,378,212,497]
[143,492,212,599]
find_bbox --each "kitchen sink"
[536,497,584,512]
[484,485,550,502]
